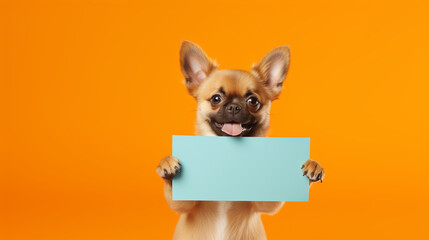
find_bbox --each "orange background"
[1,1,428,239]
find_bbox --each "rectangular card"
[172,135,310,201]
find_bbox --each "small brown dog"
[157,41,324,240]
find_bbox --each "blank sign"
[172,135,310,201]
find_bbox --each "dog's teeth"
[242,126,251,131]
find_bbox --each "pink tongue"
[221,123,243,136]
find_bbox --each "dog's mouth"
[211,121,254,137]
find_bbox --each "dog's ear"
[180,41,217,97]
[252,46,290,100]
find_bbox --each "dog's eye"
[247,96,260,110]
[210,94,222,105]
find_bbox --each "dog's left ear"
[180,41,217,98]
[252,46,290,100]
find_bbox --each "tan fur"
[156,41,324,239]
[195,70,272,137]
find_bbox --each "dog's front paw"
[156,155,181,180]
[302,159,325,183]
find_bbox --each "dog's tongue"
[221,123,243,136]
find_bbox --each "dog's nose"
[226,103,242,114]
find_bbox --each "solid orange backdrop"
[1,0,428,239]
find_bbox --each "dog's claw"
[301,159,324,183]
[157,156,181,180]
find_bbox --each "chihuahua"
[156,41,324,240]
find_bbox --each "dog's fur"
[156,41,325,240]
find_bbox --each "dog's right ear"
[180,41,217,97]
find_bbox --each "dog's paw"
[302,159,325,183]
[156,155,181,180]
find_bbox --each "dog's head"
[180,41,290,137]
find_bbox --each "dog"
[156,41,325,240]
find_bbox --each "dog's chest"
[214,201,232,240]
